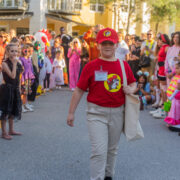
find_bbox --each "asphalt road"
[0,89,180,180]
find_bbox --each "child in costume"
[156,34,170,106]
[134,71,154,110]
[44,50,52,91]
[150,35,171,118]
[52,50,65,89]
[0,44,23,140]
[20,45,35,112]
[27,44,38,102]
[68,38,81,91]
[33,41,45,94]
[164,61,180,125]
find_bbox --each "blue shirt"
[137,82,150,96]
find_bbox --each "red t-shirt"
[77,58,136,107]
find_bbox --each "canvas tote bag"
[119,60,144,141]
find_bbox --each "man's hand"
[66,88,84,127]
[67,113,75,127]
[123,82,136,94]
[123,86,132,94]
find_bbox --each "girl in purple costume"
[20,45,35,112]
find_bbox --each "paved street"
[0,89,180,180]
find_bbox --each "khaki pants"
[87,102,124,180]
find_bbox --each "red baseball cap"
[96,28,119,44]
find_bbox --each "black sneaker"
[168,126,180,132]
[104,177,112,180]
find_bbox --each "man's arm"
[67,87,84,127]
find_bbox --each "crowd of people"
[0,24,179,180]
[0,25,180,140]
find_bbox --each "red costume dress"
[157,44,169,81]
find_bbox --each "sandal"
[2,134,12,140]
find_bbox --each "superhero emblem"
[103,30,111,37]
[104,74,121,92]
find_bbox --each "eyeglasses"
[74,41,78,43]
[147,34,152,35]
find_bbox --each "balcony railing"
[47,0,77,14]
[0,0,28,10]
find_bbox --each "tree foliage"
[87,0,180,33]
[149,0,179,22]
[147,0,180,33]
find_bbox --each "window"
[15,0,20,6]
[90,0,104,12]
[6,0,12,6]
[74,0,82,11]
[16,28,29,36]
[72,31,78,37]
[0,27,7,32]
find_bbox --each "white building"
[0,0,81,35]
[0,0,178,36]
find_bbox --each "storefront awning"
[46,13,91,26]
[0,12,33,20]
[48,10,80,16]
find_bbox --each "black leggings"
[44,73,50,89]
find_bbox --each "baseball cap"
[96,28,119,44]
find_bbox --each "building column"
[29,0,47,34]
[141,2,150,33]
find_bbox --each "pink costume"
[164,76,180,125]
[165,45,180,85]
[68,48,81,89]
